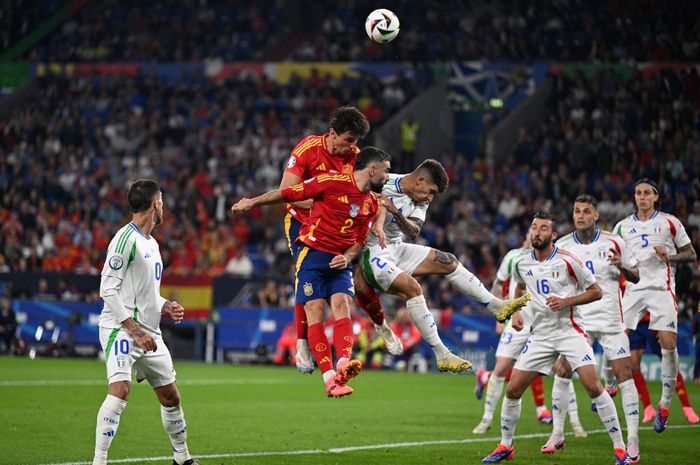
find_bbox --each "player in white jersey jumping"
[92,179,197,465]
[550,194,641,462]
[613,178,697,433]
[472,239,562,434]
[482,212,629,465]
[354,159,531,373]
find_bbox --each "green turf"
[1,356,698,465]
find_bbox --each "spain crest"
[303,282,314,296]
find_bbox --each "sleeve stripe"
[292,138,321,156]
[115,229,134,254]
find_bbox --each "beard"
[154,209,163,226]
[369,180,384,193]
[531,236,551,250]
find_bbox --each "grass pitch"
[1,357,698,465]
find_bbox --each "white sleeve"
[409,201,429,222]
[670,216,691,249]
[156,295,168,313]
[570,257,596,289]
[99,234,136,323]
[495,252,513,282]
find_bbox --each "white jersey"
[512,245,596,337]
[496,247,533,329]
[613,211,691,292]
[99,223,167,335]
[365,173,429,247]
[557,229,636,333]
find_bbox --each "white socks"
[161,404,192,464]
[446,264,497,306]
[500,397,522,447]
[406,295,448,357]
[592,390,625,450]
[618,379,639,441]
[660,348,679,408]
[93,394,127,465]
[551,376,571,436]
[567,380,581,425]
[482,375,505,422]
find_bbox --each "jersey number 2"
[340,219,353,234]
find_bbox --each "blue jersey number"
[501,332,513,345]
[370,257,388,269]
[640,234,649,248]
[114,339,129,356]
[585,260,595,275]
[536,279,550,295]
[155,262,162,280]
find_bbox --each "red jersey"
[280,173,378,255]
[284,133,358,223]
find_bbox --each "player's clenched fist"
[231,198,255,213]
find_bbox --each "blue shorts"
[628,320,661,355]
[295,246,354,304]
[284,213,304,259]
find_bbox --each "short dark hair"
[533,210,556,231]
[355,146,391,170]
[127,179,160,213]
[574,194,598,209]
[415,159,449,193]
[329,106,370,139]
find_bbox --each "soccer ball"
[365,9,400,43]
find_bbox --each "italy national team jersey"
[496,247,533,330]
[512,245,596,336]
[281,174,379,255]
[557,229,636,333]
[284,133,358,224]
[365,173,429,247]
[99,223,167,335]
[613,211,691,292]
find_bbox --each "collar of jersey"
[128,222,147,238]
[632,210,658,222]
[531,244,558,261]
[573,228,600,244]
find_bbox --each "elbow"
[593,288,603,301]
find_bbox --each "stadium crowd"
[1,64,699,321]
[16,0,699,63]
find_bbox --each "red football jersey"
[284,133,358,223]
[280,173,378,255]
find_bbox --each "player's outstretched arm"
[330,243,364,269]
[231,190,285,214]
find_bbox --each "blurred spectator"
[33,278,57,301]
[0,296,17,354]
[272,322,297,367]
[226,249,253,278]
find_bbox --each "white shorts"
[622,286,677,333]
[514,332,596,374]
[361,242,431,292]
[587,331,631,361]
[495,328,531,360]
[99,326,176,388]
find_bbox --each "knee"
[160,391,181,408]
[505,384,523,399]
[405,278,423,298]
[582,380,603,398]
[108,381,130,401]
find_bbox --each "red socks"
[676,372,691,408]
[530,375,546,407]
[294,303,308,339]
[633,372,651,408]
[355,286,385,326]
[307,323,332,373]
[333,317,355,361]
